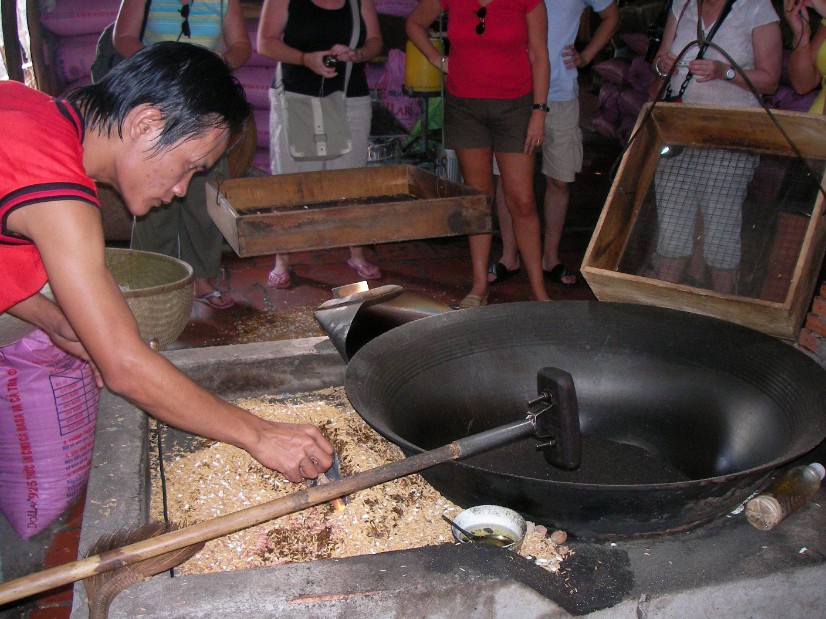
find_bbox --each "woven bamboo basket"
[105,247,194,349]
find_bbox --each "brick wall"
[798,281,826,362]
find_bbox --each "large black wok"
[344,302,826,539]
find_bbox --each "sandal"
[456,292,489,309]
[267,269,294,289]
[543,263,578,287]
[347,259,382,280]
[194,289,235,309]
[488,262,521,285]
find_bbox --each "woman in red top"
[407,0,550,307]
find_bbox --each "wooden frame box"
[582,103,826,340]
[206,165,490,257]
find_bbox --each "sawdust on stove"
[149,387,570,574]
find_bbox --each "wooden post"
[1,0,23,82]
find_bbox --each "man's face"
[117,117,230,216]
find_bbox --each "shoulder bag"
[91,0,152,83]
[279,0,360,160]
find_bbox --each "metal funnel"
[314,284,452,363]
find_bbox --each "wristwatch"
[532,103,550,112]
[724,67,736,81]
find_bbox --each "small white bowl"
[450,505,527,551]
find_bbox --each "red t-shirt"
[440,0,540,99]
[0,81,99,313]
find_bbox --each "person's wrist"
[532,102,550,112]
[298,52,305,66]
[355,48,364,62]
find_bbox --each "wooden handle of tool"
[0,444,459,606]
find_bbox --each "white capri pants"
[654,148,758,271]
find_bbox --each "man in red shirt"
[0,43,333,484]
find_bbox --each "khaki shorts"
[540,99,583,183]
[444,92,532,152]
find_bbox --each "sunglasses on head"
[475,6,486,36]
[178,1,192,40]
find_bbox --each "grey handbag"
[279,0,360,160]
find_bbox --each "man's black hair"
[66,41,250,154]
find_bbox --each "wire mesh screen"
[617,146,825,300]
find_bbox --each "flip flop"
[347,259,382,280]
[543,263,578,287]
[194,289,235,309]
[488,262,520,285]
[267,269,294,289]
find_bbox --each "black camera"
[323,55,338,68]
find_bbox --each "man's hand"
[46,317,104,388]
[247,420,335,483]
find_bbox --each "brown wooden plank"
[206,186,243,255]
[581,267,799,339]
[651,103,826,158]
[231,196,490,256]
[206,165,490,256]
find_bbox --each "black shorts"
[444,92,532,152]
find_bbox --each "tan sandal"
[456,292,489,309]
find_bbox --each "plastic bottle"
[745,463,825,531]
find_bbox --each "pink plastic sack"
[39,0,119,37]
[252,147,270,172]
[235,65,275,109]
[597,83,621,123]
[376,49,421,131]
[0,329,100,539]
[374,0,418,17]
[622,32,650,57]
[592,59,629,87]
[628,55,656,94]
[54,33,99,84]
[253,108,270,148]
[618,87,648,121]
[591,116,618,142]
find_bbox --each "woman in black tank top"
[258,0,384,288]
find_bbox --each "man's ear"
[127,104,164,143]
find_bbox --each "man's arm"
[8,198,333,482]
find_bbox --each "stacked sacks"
[38,0,120,94]
[235,19,277,172]
[591,31,656,147]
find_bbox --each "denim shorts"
[444,92,532,152]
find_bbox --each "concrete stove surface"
[71,338,826,618]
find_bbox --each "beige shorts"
[540,99,583,183]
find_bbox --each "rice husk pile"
[149,387,570,574]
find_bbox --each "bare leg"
[346,246,382,280]
[272,253,290,274]
[456,147,495,301]
[541,177,575,285]
[267,253,293,288]
[496,151,549,301]
[655,255,687,284]
[491,177,520,273]
[710,267,735,294]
